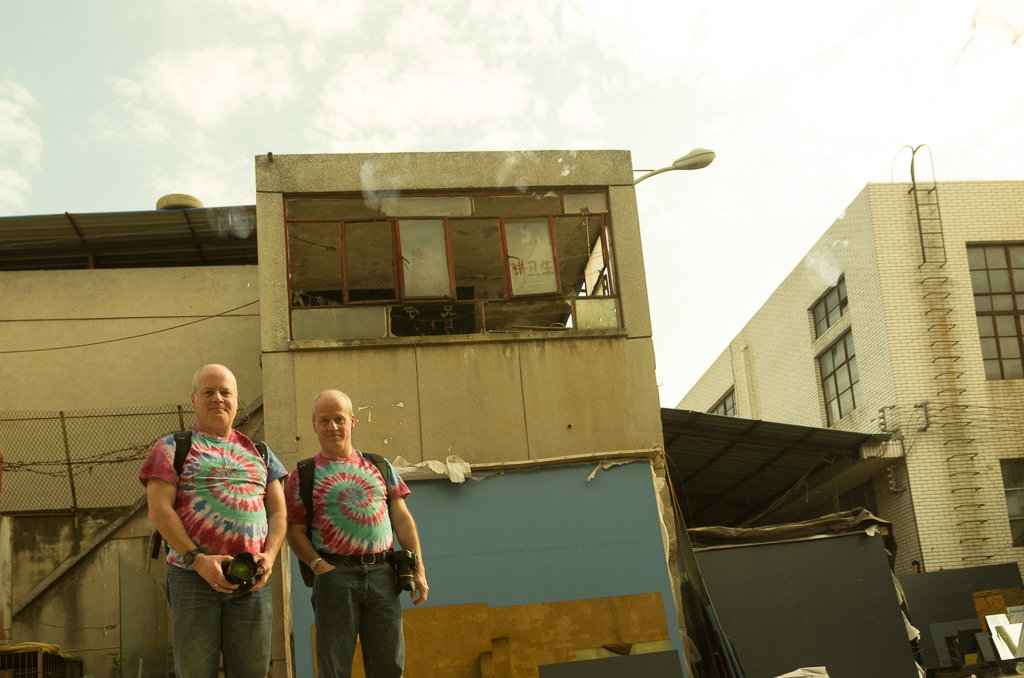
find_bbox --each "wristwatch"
[183,549,203,566]
[309,557,324,572]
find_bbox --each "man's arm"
[286,523,335,575]
[389,496,428,605]
[252,478,288,591]
[146,479,234,589]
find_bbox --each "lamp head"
[672,148,716,171]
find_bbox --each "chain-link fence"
[0,401,256,513]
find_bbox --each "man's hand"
[410,569,429,605]
[251,552,276,591]
[192,553,237,592]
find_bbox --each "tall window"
[968,245,1024,380]
[819,332,860,425]
[1000,459,1024,547]
[285,191,619,340]
[710,389,736,417]
[812,278,848,337]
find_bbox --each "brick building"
[679,179,1024,576]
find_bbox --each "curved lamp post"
[633,148,716,185]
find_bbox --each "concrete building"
[679,178,1024,577]
[1,151,699,677]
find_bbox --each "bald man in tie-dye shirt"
[285,389,427,678]
[140,364,287,678]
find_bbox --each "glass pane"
[1000,459,1024,489]
[825,289,839,314]
[1005,359,1024,380]
[848,356,859,383]
[474,195,562,217]
[1000,337,1022,359]
[1014,268,1024,291]
[345,221,396,301]
[399,219,451,298]
[819,351,834,375]
[851,380,862,407]
[505,218,558,295]
[583,236,610,297]
[838,388,855,416]
[985,359,1003,380]
[996,315,1019,338]
[1012,520,1024,548]
[382,196,472,217]
[981,337,999,359]
[822,376,837,402]
[967,247,987,270]
[836,365,851,392]
[978,316,995,337]
[838,278,847,302]
[815,316,827,337]
[991,270,1012,293]
[289,223,343,301]
[993,294,1015,311]
[575,298,620,329]
[450,219,505,301]
[563,192,608,214]
[1006,491,1024,517]
[971,270,991,293]
[975,296,993,312]
[987,246,1008,269]
[826,399,840,426]
[1011,246,1024,269]
[291,306,388,341]
[287,198,378,220]
[813,303,826,328]
[845,333,855,355]
[831,343,845,365]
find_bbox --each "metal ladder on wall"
[906,145,991,562]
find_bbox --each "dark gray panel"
[899,562,1023,668]
[539,651,685,678]
[696,532,917,678]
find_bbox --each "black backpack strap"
[254,441,269,467]
[361,452,391,508]
[296,457,317,586]
[172,430,193,479]
[151,430,193,560]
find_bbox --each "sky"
[2,0,1024,407]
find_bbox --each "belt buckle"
[360,552,376,565]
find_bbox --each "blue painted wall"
[290,461,683,676]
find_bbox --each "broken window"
[284,190,619,341]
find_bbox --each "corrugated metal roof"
[0,205,258,270]
[662,408,890,528]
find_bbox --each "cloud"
[0,80,42,213]
[97,45,297,141]
[149,134,256,209]
[218,0,365,38]
[311,49,544,152]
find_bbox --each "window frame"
[999,458,1024,548]
[811,277,849,338]
[818,331,861,426]
[710,389,736,417]
[968,244,1024,380]
[283,190,621,340]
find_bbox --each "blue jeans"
[166,566,273,678]
[312,561,404,678]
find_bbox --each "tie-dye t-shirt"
[139,427,288,569]
[284,451,410,555]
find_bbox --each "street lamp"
[633,148,716,185]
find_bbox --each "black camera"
[391,550,418,591]
[222,552,260,588]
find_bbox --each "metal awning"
[0,205,258,270]
[662,408,891,529]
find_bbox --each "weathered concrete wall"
[0,266,262,411]
[11,509,159,678]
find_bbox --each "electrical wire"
[0,300,259,354]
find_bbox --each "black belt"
[323,550,393,566]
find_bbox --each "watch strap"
[309,557,324,571]
[183,548,202,566]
